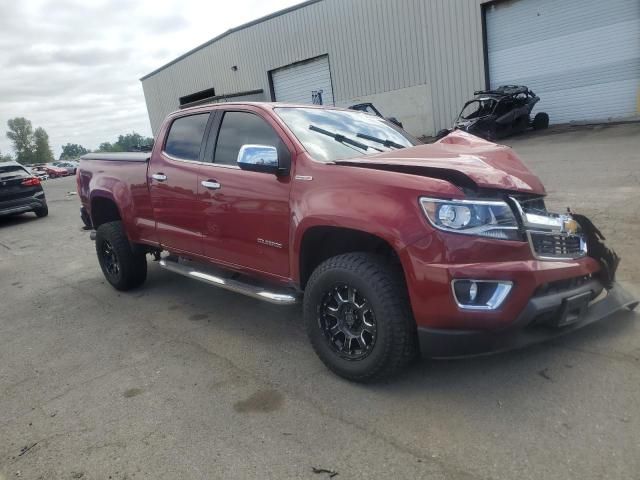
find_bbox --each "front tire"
[304,253,417,383]
[95,221,147,291]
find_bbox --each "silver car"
[52,161,79,175]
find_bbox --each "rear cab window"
[164,113,210,161]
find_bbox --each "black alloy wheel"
[95,221,147,291]
[101,240,120,278]
[319,283,377,361]
[303,253,417,383]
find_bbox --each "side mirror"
[237,144,282,175]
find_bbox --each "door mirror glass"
[237,144,279,174]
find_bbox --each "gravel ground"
[1,123,638,480]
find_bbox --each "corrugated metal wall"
[141,0,487,136]
[486,0,640,123]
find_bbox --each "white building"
[141,0,640,138]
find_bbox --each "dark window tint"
[164,114,209,161]
[0,165,30,180]
[214,112,281,166]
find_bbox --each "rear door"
[149,112,211,255]
[198,108,292,279]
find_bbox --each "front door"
[149,112,210,255]
[198,109,292,279]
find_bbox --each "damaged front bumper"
[418,281,638,359]
[405,192,635,358]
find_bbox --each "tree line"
[1,118,55,165]
[2,117,153,165]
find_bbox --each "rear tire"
[303,253,417,383]
[34,204,48,217]
[95,221,147,291]
[532,112,549,130]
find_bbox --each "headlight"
[420,197,520,240]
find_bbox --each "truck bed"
[78,153,156,245]
[81,152,150,162]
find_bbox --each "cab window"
[213,112,281,166]
[164,113,210,161]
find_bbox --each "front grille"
[528,231,586,259]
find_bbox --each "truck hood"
[334,130,546,195]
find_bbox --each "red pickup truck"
[78,103,637,382]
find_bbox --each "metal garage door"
[486,0,640,124]
[271,56,335,106]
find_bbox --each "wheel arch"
[297,224,405,290]
[90,191,122,229]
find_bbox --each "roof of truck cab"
[173,102,355,116]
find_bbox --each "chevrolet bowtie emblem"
[563,218,579,235]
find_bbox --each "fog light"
[469,281,478,302]
[451,280,512,311]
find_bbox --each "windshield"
[458,99,496,121]
[275,107,419,162]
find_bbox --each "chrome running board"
[158,257,299,305]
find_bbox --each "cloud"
[141,15,191,33]
[6,47,132,68]
[0,0,302,157]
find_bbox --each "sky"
[0,0,302,158]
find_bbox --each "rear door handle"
[152,173,167,182]
[201,180,221,190]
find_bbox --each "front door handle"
[201,180,221,190]
[151,173,167,182]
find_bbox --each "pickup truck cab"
[78,102,637,382]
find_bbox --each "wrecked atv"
[349,102,403,128]
[438,85,549,141]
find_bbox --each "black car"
[0,161,48,218]
[439,85,549,141]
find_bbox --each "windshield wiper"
[356,133,405,150]
[309,125,374,152]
